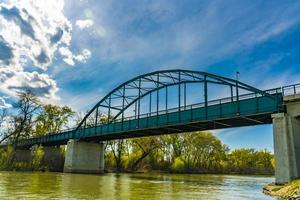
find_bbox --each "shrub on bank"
[0,146,14,170]
[31,146,45,171]
[171,157,185,172]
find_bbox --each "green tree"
[171,157,185,172]
[128,136,162,170]
[30,145,45,170]
[35,104,74,136]
[107,139,129,172]
[227,148,274,174]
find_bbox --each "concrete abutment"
[272,94,300,184]
[63,140,105,174]
[41,146,64,171]
[13,145,64,171]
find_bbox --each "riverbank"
[105,168,274,176]
[263,179,300,199]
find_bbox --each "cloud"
[0,97,12,109]
[0,68,58,99]
[0,0,92,104]
[0,2,72,70]
[73,1,300,66]
[75,19,94,29]
[0,35,13,65]
[59,47,91,66]
[74,49,91,63]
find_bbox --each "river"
[0,172,276,200]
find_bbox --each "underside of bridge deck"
[81,113,273,142]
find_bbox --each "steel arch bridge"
[17,69,284,147]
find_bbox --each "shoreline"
[104,169,274,176]
[263,180,300,199]
[0,169,274,178]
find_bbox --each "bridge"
[5,69,300,184]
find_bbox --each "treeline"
[104,132,274,175]
[0,92,274,174]
[0,92,74,146]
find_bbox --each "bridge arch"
[76,69,276,130]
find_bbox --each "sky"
[1,0,300,152]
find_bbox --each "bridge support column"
[272,93,300,184]
[272,113,300,184]
[42,146,64,171]
[14,149,31,163]
[64,140,104,174]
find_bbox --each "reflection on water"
[0,172,276,200]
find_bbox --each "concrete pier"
[272,93,300,184]
[42,146,64,171]
[64,140,104,174]
[13,146,64,171]
[14,149,31,163]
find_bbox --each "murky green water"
[0,172,276,200]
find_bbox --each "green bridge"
[18,90,283,147]
[5,69,300,184]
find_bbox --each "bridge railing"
[282,83,300,96]
[105,87,283,124]
[81,84,300,126]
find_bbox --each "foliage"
[104,132,274,175]
[35,104,74,136]
[0,91,74,146]
[30,145,45,171]
[0,146,14,170]
[171,157,185,172]
[0,92,274,175]
[0,92,71,172]
[1,91,41,146]
[0,145,45,171]
[227,148,274,174]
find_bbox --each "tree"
[0,108,7,127]
[34,104,74,136]
[161,134,184,163]
[129,136,162,170]
[2,91,41,147]
[107,139,128,172]
[0,108,9,144]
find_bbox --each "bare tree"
[0,108,9,144]
[4,91,41,147]
[0,108,7,127]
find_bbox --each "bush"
[0,146,14,170]
[30,145,45,171]
[171,157,185,172]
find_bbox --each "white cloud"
[59,46,75,65]
[75,19,94,29]
[0,0,72,70]
[0,68,58,99]
[0,97,12,109]
[74,49,91,63]
[0,0,92,103]
[59,47,91,66]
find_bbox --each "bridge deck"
[17,93,283,147]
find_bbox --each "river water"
[0,172,277,200]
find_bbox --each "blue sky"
[1,0,300,151]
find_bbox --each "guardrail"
[282,84,300,96]
[107,86,283,124]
